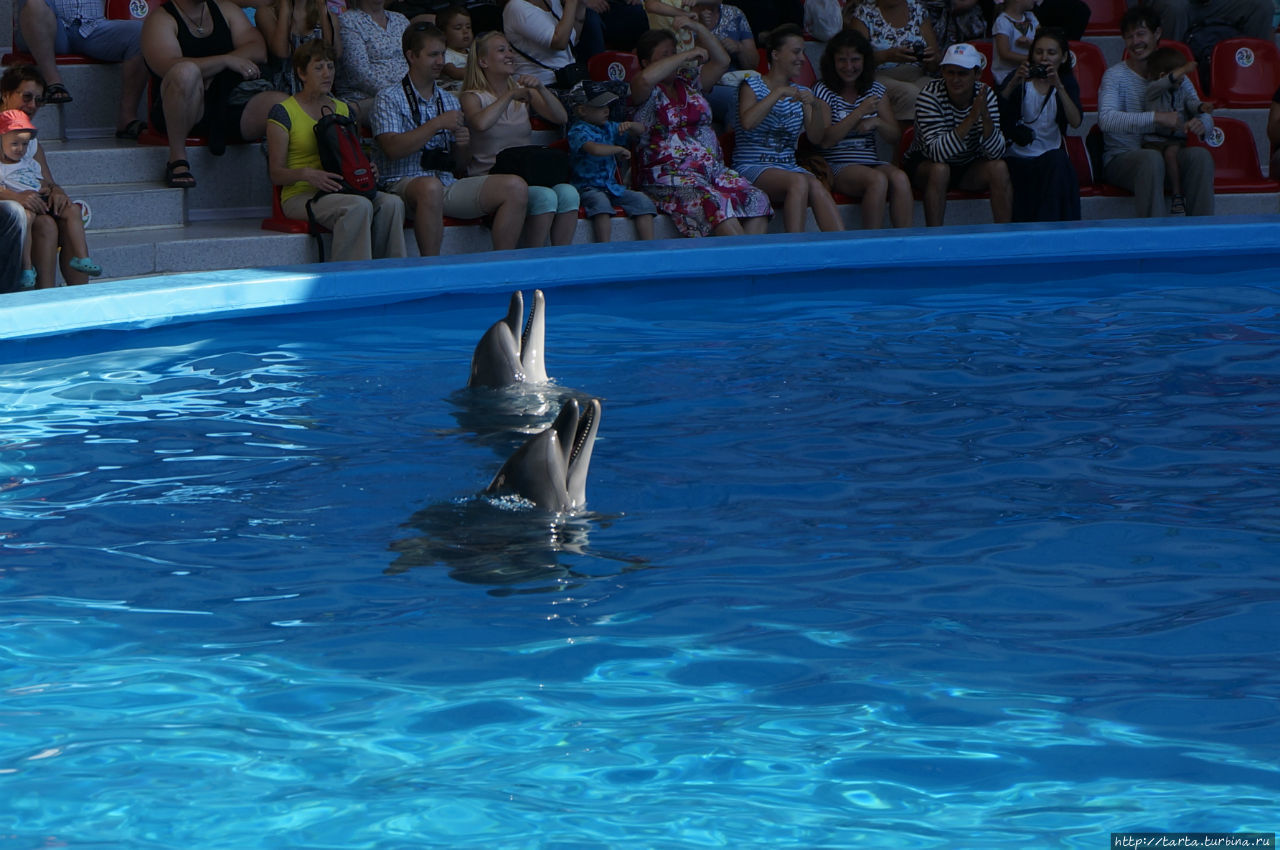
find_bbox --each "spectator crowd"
[4,0,1279,291]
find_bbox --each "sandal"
[68,256,103,277]
[44,82,72,105]
[164,159,197,189]
[20,268,37,289]
[115,119,146,140]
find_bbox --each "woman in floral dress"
[630,15,770,238]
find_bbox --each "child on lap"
[0,110,101,288]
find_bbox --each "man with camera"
[372,22,530,255]
[1097,7,1214,217]
[903,42,1012,227]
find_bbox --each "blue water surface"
[0,271,1277,849]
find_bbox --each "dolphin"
[467,290,549,388]
[484,397,600,512]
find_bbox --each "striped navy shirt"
[908,77,1006,165]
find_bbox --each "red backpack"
[305,104,378,261]
[312,105,377,199]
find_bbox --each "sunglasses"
[21,92,45,105]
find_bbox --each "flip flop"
[44,83,72,105]
[115,119,146,140]
[164,159,197,189]
[68,257,103,277]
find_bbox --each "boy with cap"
[904,42,1011,227]
[0,109,101,287]
[567,87,657,242]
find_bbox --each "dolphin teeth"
[570,401,595,464]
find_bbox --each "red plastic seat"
[106,0,157,19]
[1065,134,1099,197]
[1209,37,1280,107]
[1186,115,1280,192]
[1123,40,1203,98]
[1069,40,1106,111]
[262,186,324,234]
[588,50,641,83]
[2,50,102,67]
[1083,125,1132,196]
[756,48,817,87]
[970,40,997,87]
[1082,0,1126,36]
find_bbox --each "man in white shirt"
[1097,6,1214,217]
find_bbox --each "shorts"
[385,174,493,220]
[903,152,984,187]
[528,183,579,216]
[578,186,656,218]
[16,0,143,60]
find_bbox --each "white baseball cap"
[940,43,986,70]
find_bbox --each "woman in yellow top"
[265,39,406,262]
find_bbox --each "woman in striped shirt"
[814,29,912,229]
[733,24,842,233]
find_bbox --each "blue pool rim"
[3,217,1279,343]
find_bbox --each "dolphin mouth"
[569,397,596,467]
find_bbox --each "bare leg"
[549,210,577,246]
[55,206,91,285]
[404,176,445,257]
[633,214,654,240]
[742,216,768,235]
[914,161,950,227]
[590,212,611,242]
[31,214,59,288]
[18,0,65,90]
[957,159,1012,224]
[118,53,149,132]
[477,175,527,252]
[21,210,35,270]
[804,174,843,232]
[881,165,913,228]
[521,212,553,248]
[752,168,808,233]
[159,61,206,168]
[835,164,888,230]
[712,217,745,236]
[239,91,290,141]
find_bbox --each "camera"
[911,42,927,61]
[1008,123,1035,146]
[420,146,455,174]
[1028,63,1050,78]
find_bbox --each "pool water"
[1,273,1277,849]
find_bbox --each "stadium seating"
[1081,0,1126,35]
[588,51,641,83]
[1069,40,1106,111]
[1209,37,1280,107]
[1186,116,1280,192]
[970,40,997,87]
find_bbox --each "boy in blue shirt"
[567,89,657,242]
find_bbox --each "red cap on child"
[0,109,38,135]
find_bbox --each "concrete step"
[90,220,315,279]
[73,189,1278,283]
[70,181,185,231]
[26,62,144,141]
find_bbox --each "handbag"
[491,145,571,188]
[553,62,589,90]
